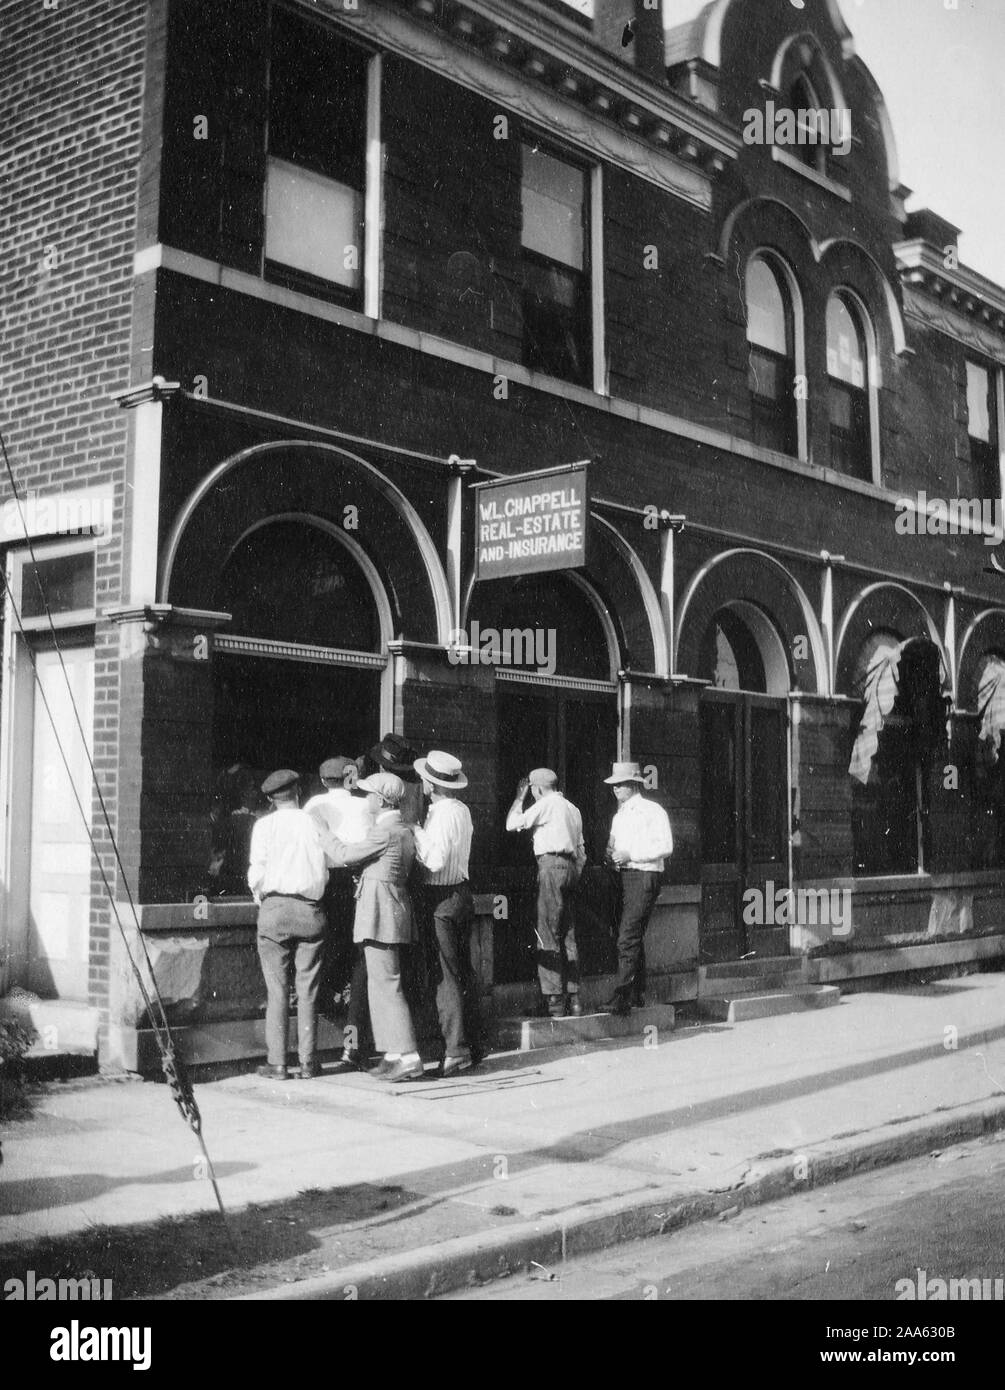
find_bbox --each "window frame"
[10,538,97,633]
[744,251,807,462]
[263,5,382,318]
[966,358,1003,504]
[518,135,602,392]
[826,289,881,485]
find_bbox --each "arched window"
[211,518,387,783]
[827,293,872,480]
[746,256,798,456]
[788,74,826,173]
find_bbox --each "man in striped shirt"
[413,750,482,1077]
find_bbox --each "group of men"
[248,736,673,1083]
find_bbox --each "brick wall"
[0,0,147,1040]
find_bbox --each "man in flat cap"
[602,761,674,1016]
[305,756,375,1070]
[506,768,587,1017]
[305,755,373,843]
[413,750,481,1076]
[248,769,336,1080]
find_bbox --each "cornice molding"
[903,289,1005,366]
[319,0,731,208]
[895,241,1005,333]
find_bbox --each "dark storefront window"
[211,518,383,806]
[266,7,369,306]
[827,292,872,480]
[521,143,591,385]
[745,256,798,456]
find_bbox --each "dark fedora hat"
[368,733,420,776]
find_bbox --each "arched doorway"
[698,601,791,961]
[210,516,391,791]
[468,569,621,983]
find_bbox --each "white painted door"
[27,645,95,1000]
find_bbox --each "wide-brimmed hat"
[368,734,420,776]
[603,761,645,785]
[413,750,468,790]
[356,772,405,804]
[262,768,300,796]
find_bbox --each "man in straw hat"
[413,750,481,1076]
[506,768,587,1017]
[248,769,336,1080]
[601,761,674,1016]
[328,771,425,1082]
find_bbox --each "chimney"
[593,0,666,83]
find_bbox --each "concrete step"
[699,971,806,997]
[695,985,841,1024]
[494,1004,675,1053]
[701,956,797,979]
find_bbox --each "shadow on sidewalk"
[0,1163,256,1216]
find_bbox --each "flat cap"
[356,772,405,804]
[319,756,353,781]
[261,768,300,796]
[528,767,559,788]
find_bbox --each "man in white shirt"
[304,756,373,843]
[506,768,587,1018]
[602,761,674,1016]
[248,768,337,1080]
[414,750,481,1076]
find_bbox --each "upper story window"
[966,360,1001,501]
[265,8,370,308]
[827,292,872,480]
[788,74,827,175]
[745,256,798,457]
[520,142,592,386]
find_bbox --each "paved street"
[445,1133,1005,1301]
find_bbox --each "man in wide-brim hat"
[413,750,481,1076]
[601,761,674,1016]
[506,767,587,1018]
[367,734,424,827]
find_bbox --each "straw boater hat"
[603,761,645,785]
[413,750,468,790]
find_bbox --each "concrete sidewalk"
[2,974,1005,1299]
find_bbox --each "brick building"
[3,0,1005,1070]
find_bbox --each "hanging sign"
[472,462,589,580]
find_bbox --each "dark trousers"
[536,854,580,997]
[421,883,481,1059]
[343,945,372,1056]
[612,870,662,1002]
[257,932,325,1068]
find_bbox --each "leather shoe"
[567,996,584,1017]
[255,1064,289,1080]
[383,1058,425,1083]
[369,1058,394,1077]
[440,1055,473,1079]
[298,1060,321,1079]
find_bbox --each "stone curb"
[235,1097,1005,1301]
